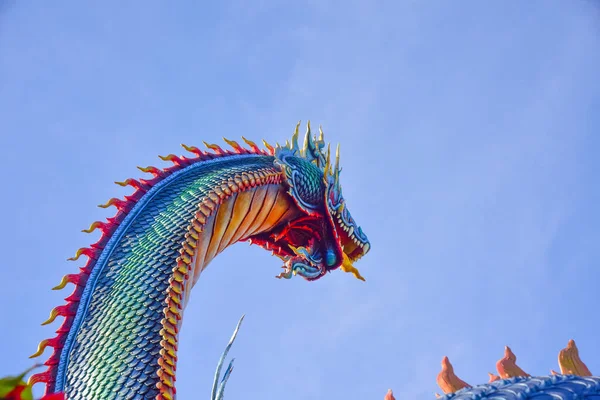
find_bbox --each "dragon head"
[249,122,370,281]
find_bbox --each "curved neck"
[58,155,299,400]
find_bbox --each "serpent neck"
[58,154,300,400]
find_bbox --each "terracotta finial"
[436,356,471,394]
[384,389,396,400]
[496,346,530,378]
[558,339,592,376]
[488,372,501,382]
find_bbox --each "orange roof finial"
[496,346,530,379]
[488,372,501,382]
[558,339,592,376]
[436,356,471,394]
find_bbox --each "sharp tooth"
[347,227,354,236]
[363,243,370,253]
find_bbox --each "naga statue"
[27,122,370,399]
[11,122,596,400]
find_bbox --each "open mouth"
[246,211,369,276]
[247,216,323,261]
[333,212,370,262]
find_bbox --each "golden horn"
[324,143,331,176]
[334,143,341,183]
[291,121,301,151]
[303,121,313,156]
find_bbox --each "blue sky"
[1,1,599,399]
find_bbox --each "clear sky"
[1,1,599,399]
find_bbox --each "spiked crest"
[275,120,342,186]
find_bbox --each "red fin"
[159,154,193,167]
[242,137,262,153]
[67,247,99,261]
[30,336,67,358]
[41,304,78,326]
[52,273,88,290]
[203,142,226,155]
[98,197,128,211]
[223,138,249,154]
[181,144,203,157]
[138,165,164,177]
[81,221,113,234]
[115,178,150,191]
